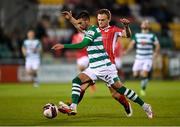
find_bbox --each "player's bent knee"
[26,70,33,75]
[80,84,88,91]
[111,81,123,90]
[141,71,148,76]
[111,92,119,99]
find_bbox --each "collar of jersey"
[101,25,111,31]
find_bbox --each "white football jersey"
[23,39,41,61]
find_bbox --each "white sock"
[70,103,77,109]
[142,103,148,109]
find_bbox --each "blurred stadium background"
[0,0,180,82]
[0,0,180,126]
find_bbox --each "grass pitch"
[0,80,180,126]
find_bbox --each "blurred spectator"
[10,27,24,58]
[0,0,178,61]
[137,0,175,23]
[35,15,49,40]
[160,22,172,37]
[112,3,131,17]
[34,15,49,52]
[137,0,156,17]
[154,2,174,23]
[0,27,14,58]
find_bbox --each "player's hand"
[61,11,72,20]
[51,44,64,50]
[119,18,130,26]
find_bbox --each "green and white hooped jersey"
[132,32,159,60]
[84,25,112,69]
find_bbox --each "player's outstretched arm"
[120,18,131,38]
[51,38,91,51]
[153,41,160,58]
[51,43,64,50]
[61,11,83,33]
[22,46,27,57]
[123,40,135,55]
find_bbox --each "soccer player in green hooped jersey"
[124,20,160,96]
[52,11,153,118]
[61,10,132,117]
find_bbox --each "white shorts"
[132,59,152,72]
[115,57,122,69]
[82,64,119,86]
[77,56,89,68]
[25,59,40,71]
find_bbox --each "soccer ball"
[43,103,58,119]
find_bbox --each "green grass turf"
[0,80,180,126]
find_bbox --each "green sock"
[71,77,82,104]
[72,94,80,104]
[141,77,149,90]
[117,86,144,106]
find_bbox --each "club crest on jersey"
[141,41,146,45]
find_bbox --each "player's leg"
[60,68,97,115]
[112,81,143,105]
[114,59,132,116]
[65,81,93,106]
[100,64,152,118]
[108,86,133,117]
[31,69,39,87]
[112,81,153,118]
[77,56,96,93]
[140,60,152,96]
[25,62,34,82]
[77,63,87,72]
[78,81,94,104]
[59,78,95,115]
[133,71,139,79]
[115,57,125,81]
[67,57,88,105]
[76,56,95,103]
[77,56,89,72]
[71,72,94,108]
[59,73,91,115]
[139,70,149,96]
[133,59,146,95]
[62,56,94,110]
[31,60,40,87]
[132,59,141,79]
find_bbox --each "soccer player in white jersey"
[22,30,42,87]
[124,20,160,96]
[52,12,153,118]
